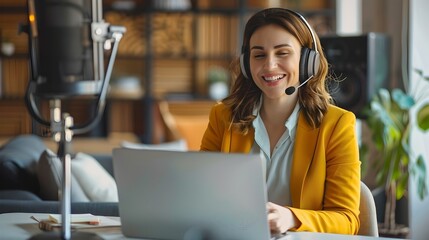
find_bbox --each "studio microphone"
[31,0,96,98]
[285,76,313,95]
[25,0,126,134]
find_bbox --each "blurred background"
[1,1,428,238]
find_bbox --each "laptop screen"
[113,148,271,240]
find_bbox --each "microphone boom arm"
[25,24,126,135]
[73,24,125,135]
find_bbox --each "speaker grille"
[320,33,390,118]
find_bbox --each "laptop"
[113,148,271,240]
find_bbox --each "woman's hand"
[266,202,298,234]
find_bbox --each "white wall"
[336,0,362,35]
[409,0,429,239]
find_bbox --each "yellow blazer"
[200,102,361,234]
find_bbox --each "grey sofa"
[0,134,119,216]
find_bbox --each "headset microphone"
[285,76,313,95]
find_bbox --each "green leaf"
[359,144,369,178]
[370,101,394,129]
[414,68,429,82]
[417,104,429,131]
[414,68,423,76]
[392,88,415,110]
[376,88,392,111]
[397,171,409,199]
[411,155,428,200]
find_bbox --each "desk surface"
[0,212,402,240]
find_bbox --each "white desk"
[0,213,123,240]
[0,213,403,240]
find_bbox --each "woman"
[200,8,361,235]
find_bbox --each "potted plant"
[363,69,429,237]
[207,66,229,100]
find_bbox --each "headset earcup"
[299,47,320,83]
[310,50,320,78]
[299,47,311,83]
[240,52,250,79]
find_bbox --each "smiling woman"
[248,24,302,99]
[200,8,361,235]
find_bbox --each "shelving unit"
[0,0,336,142]
[102,0,255,142]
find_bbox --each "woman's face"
[249,24,301,99]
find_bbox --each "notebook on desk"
[113,148,271,240]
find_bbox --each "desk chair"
[161,100,214,151]
[358,181,379,236]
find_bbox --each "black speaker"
[320,33,390,118]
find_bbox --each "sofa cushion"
[71,152,118,202]
[90,154,114,177]
[0,190,42,201]
[37,149,90,202]
[37,150,118,202]
[0,135,46,193]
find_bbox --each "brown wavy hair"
[223,8,332,134]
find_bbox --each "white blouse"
[251,99,300,206]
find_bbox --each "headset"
[239,8,320,86]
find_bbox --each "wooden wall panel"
[1,58,29,97]
[0,99,31,136]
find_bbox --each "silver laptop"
[113,148,271,240]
